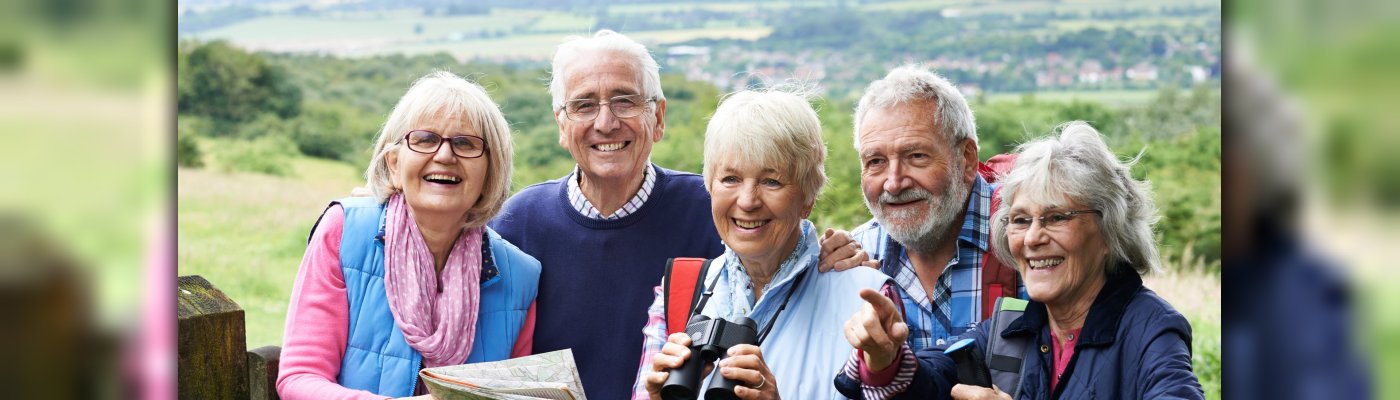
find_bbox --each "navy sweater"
[490,165,724,399]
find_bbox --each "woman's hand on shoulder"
[718,344,779,400]
[819,228,879,272]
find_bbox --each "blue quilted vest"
[327,197,540,397]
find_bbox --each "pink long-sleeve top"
[276,205,536,400]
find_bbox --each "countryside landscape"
[177,0,1220,397]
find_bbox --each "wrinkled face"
[555,51,665,185]
[857,100,974,251]
[1006,195,1110,307]
[386,113,489,223]
[709,157,813,268]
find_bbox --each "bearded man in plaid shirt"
[837,66,1027,355]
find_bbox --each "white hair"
[702,86,827,204]
[365,71,514,228]
[990,121,1161,276]
[548,30,666,111]
[853,65,978,150]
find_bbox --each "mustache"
[879,187,933,204]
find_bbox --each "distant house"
[1126,62,1158,82]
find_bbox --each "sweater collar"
[1002,265,1143,347]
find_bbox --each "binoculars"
[660,315,759,400]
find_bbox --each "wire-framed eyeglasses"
[561,94,655,122]
[399,130,487,159]
[1002,210,1102,234]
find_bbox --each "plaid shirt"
[633,284,670,400]
[852,176,1020,350]
[566,162,656,220]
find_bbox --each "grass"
[606,1,815,14]
[393,27,774,60]
[191,11,772,60]
[177,156,364,347]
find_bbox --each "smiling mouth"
[1027,258,1063,270]
[593,141,630,152]
[424,174,461,184]
[734,219,769,229]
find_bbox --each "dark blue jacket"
[837,270,1204,399]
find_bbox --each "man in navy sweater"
[487,30,722,399]
[491,30,866,399]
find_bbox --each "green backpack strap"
[985,297,1028,397]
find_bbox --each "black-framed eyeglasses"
[399,130,487,159]
[561,94,656,122]
[1002,209,1101,233]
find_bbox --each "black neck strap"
[689,265,809,346]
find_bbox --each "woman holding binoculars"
[630,87,898,400]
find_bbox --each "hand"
[645,333,710,400]
[819,228,879,272]
[350,186,373,197]
[718,344,780,400]
[950,384,1012,400]
[844,288,908,371]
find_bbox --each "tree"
[180,41,302,126]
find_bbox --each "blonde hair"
[702,86,827,204]
[365,71,514,227]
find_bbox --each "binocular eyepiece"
[659,315,759,400]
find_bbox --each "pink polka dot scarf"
[382,193,482,368]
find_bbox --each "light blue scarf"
[702,220,819,334]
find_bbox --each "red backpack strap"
[980,185,1021,320]
[978,153,1017,184]
[664,258,711,335]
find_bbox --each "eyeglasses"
[561,94,655,122]
[399,130,487,159]
[1002,210,1101,234]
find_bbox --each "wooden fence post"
[178,275,249,399]
[248,345,282,400]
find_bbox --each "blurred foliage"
[207,136,298,177]
[176,120,203,168]
[175,41,1221,270]
[178,41,301,124]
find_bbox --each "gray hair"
[548,30,666,111]
[853,65,978,150]
[990,121,1160,276]
[702,86,827,204]
[365,71,514,228]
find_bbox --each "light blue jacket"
[698,222,892,399]
[329,197,540,397]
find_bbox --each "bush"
[177,131,203,168]
[288,102,379,163]
[177,116,211,168]
[210,136,299,176]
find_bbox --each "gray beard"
[864,172,971,255]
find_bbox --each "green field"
[862,0,1215,13]
[188,8,771,60]
[391,27,773,60]
[177,156,364,347]
[985,89,1163,108]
